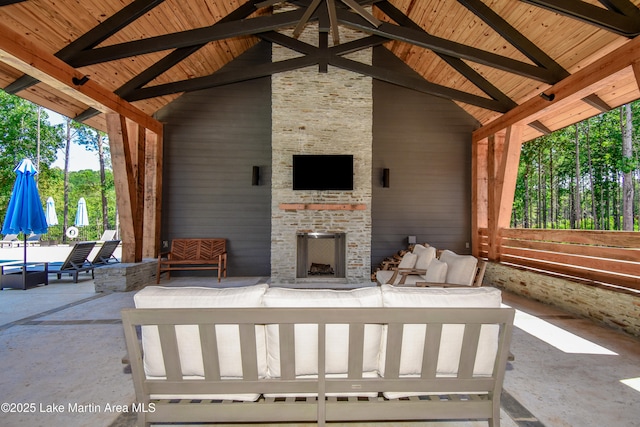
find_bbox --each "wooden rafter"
[473,34,640,142]
[0,20,162,134]
[68,9,306,67]
[4,0,167,94]
[377,0,517,109]
[521,0,640,37]
[337,7,558,83]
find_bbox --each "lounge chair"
[97,230,117,243]
[47,241,96,283]
[0,234,19,248]
[91,240,120,265]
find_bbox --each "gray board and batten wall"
[154,45,273,277]
[371,47,480,269]
[155,43,479,277]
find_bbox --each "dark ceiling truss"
[520,0,640,37]
[4,0,168,94]
[2,0,634,124]
[74,0,264,122]
[455,0,612,132]
[0,0,24,5]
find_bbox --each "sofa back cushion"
[262,287,383,378]
[134,284,269,379]
[379,285,502,379]
[421,258,448,283]
[439,250,478,286]
[413,244,436,270]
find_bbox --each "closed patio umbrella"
[75,197,89,227]
[45,196,58,226]
[1,159,48,264]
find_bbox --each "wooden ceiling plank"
[4,0,167,94]
[0,20,161,133]
[376,0,515,107]
[127,46,320,101]
[473,34,640,142]
[521,0,640,37]
[457,0,568,80]
[332,51,509,112]
[69,8,306,67]
[337,7,558,83]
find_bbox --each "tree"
[0,90,64,220]
[74,123,112,231]
[621,104,635,230]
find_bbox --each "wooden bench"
[122,305,515,427]
[156,238,227,283]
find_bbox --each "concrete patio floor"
[0,249,639,427]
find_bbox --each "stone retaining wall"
[93,260,157,292]
[485,262,640,337]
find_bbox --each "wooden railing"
[477,228,640,292]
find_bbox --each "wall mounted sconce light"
[72,75,90,86]
[252,166,260,186]
[540,92,555,102]
[408,235,417,245]
[382,168,390,188]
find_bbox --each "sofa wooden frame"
[122,306,515,427]
[156,238,227,283]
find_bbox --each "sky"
[46,109,101,171]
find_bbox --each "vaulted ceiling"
[1,0,639,142]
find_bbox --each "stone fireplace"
[296,232,346,279]
[270,17,372,285]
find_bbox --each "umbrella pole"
[23,234,27,266]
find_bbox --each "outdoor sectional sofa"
[122,284,515,427]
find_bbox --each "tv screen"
[293,155,353,190]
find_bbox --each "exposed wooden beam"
[473,35,640,142]
[0,0,26,5]
[458,0,569,80]
[4,0,167,94]
[521,0,640,37]
[0,21,162,134]
[377,0,517,109]
[528,120,552,135]
[582,93,611,112]
[69,9,306,67]
[335,50,510,112]
[632,60,640,87]
[126,46,319,101]
[106,114,141,263]
[143,129,163,258]
[495,125,524,230]
[338,7,558,83]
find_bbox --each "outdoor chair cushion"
[413,244,436,270]
[439,250,479,286]
[421,258,448,283]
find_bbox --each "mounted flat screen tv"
[293,154,353,191]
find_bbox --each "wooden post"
[472,137,488,257]
[143,129,163,258]
[106,114,140,263]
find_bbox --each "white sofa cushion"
[262,287,383,378]
[439,250,478,286]
[421,258,448,283]
[134,284,269,401]
[397,251,417,269]
[413,244,436,270]
[379,285,502,399]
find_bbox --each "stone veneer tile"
[270,22,372,284]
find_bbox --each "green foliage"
[0,91,64,221]
[512,100,640,230]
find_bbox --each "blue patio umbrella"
[1,159,48,264]
[45,196,58,226]
[75,197,89,227]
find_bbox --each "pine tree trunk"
[62,119,71,243]
[573,125,581,229]
[98,134,109,231]
[622,104,634,230]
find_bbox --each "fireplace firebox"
[296,232,346,279]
